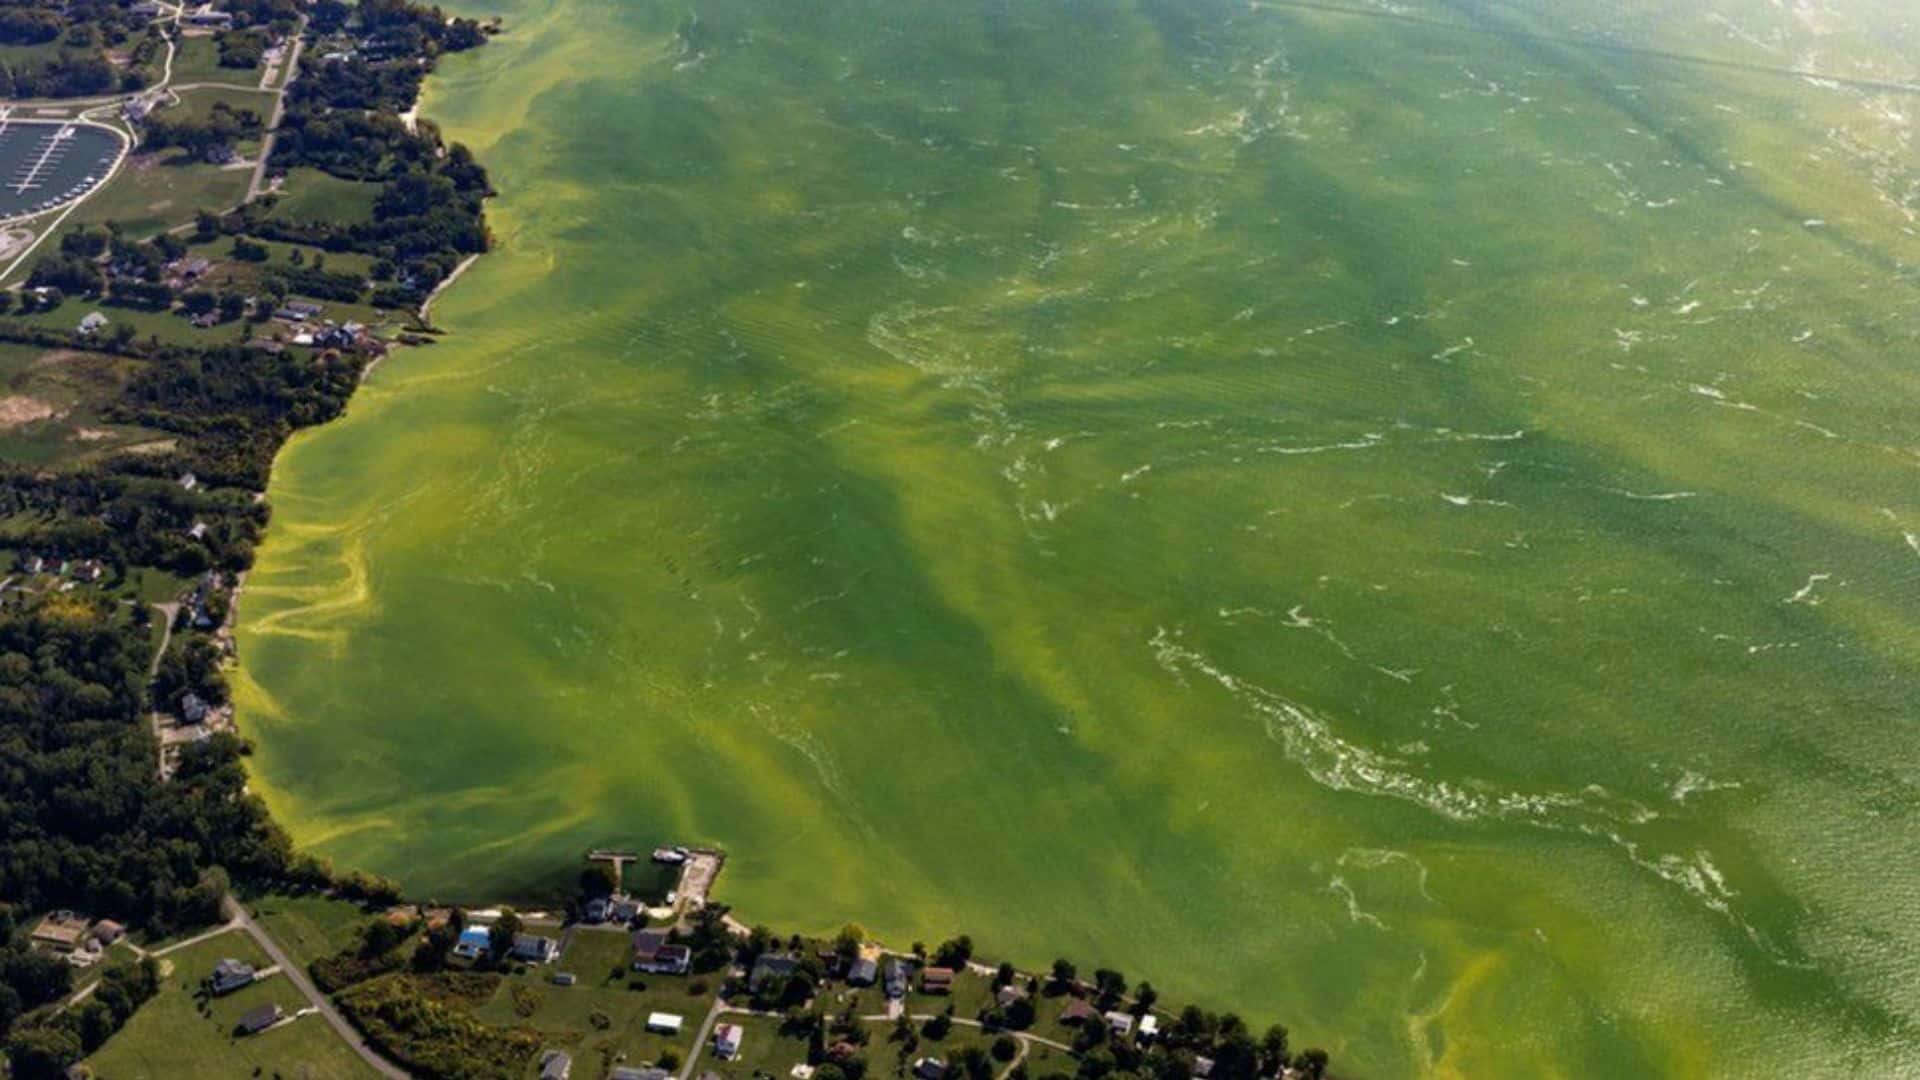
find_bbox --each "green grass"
[696,1012,812,1080]
[251,893,380,973]
[267,168,385,226]
[465,959,712,1077]
[58,148,251,241]
[0,341,164,467]
[556,928,637,986]
[88,928,382,1080]
[169,34,251,87]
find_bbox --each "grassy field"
[163,85,279,157]
[87,928,382,1080]
[251,893,380,973]
[267,168,385,226]
[169,34,251,87]
[0,341,163,467]
[59,148,251,240]
[465,936,713,1078]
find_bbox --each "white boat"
[651,846,689,865]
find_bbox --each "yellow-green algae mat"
[234,1,1920,1075]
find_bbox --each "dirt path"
[246,27,304,204]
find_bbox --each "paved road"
[247,26,304,203]
[223,895,412,1080]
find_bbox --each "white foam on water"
[1783,572,1832,605]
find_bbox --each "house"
[207,958,255,995]
[179,693,210,725]
[552,972,577,986]
[582,897,608,924]
[714,1022,744,1060]
[512,934,558,964]
[77,312,109,336]
[1105,1011,1134,1037]
[995,983,1027,1008]
[628,929,690,974]
[31,913,90,953]
[749,954,800,993]
[1192,1056,1215,1079]
[1059,999,1099,1025]
[539,1049,572,1080]
[129,0,164,16]
[237,1003,282,1035]
[179,473,198,491]
[72,561,104,583]
[645,1012,683,1035]
[884,958,910,999]
[182,5,234,28]
[847,956,878,986]
[91,920,125,946]
[608,898,643,924]
[1137,1014,1158,1043]
[608,1070,669,1080]
[920,966,955,994]
[913,1058,947,1080]
[452,925,492,960]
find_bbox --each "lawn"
[696,1012,813,1080]
[169,34,251,87]
[56,148,250,240]
[162,85,279,156]
[251,893,380,973]
[87,928,382,1080]
[267,167,384,226]
[469,959,714,1080]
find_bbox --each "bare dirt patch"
[72,427,117,442]
[0,396,58,428]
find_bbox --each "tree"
[1291,1049,1328,1080]
[5,1026,81,1080]
[934,935,973,970]
[922,1012,951,1040]
[1093,969,1127,1005]
[994,961,1015,988]
[1050,958,1077,990]
[991,1035,1019,1062]
[489,909,521,959]
[1134,982,1157,1015]
[1258,1025,1289,1074]
[578,863,617,898]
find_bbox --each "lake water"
[236,1,1920,1074]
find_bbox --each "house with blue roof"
[453,925,492,960]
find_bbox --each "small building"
[608,1069,669,1080]
[913,1058,947,1080]
[884,958,910,999]
[77,312,109,336]
[1193,1057,1215,1079]
[129,0,164,16]
[645,1011,683,1035]
[31,913,90,953]
[91,920,125,946]
[996,983,1027,1008]
[178,472,198,491]
[582,897,608,923]
[182,5,234,28]
[539,1049,572,1080]
[179,693,210,725]
[511,934,558,964]
[827,1041,860,1063]
[714,1022,744,1060]
[207,958,255,996]
[452,925,492,960]
[749,954,800,993]
[847,956,878,987]
[552,971,577,986]
[920,966,955,995]
[1105,1011,1134,1037]
[1136,1014,1158,1043]
[237,1003,282,1035]
[1059,999,1099,1026]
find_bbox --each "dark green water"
[237,2,1920,1074]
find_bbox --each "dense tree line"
[144,100,264,160]
[0,2,158,98]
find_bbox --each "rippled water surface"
[238,1,1920,1074]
